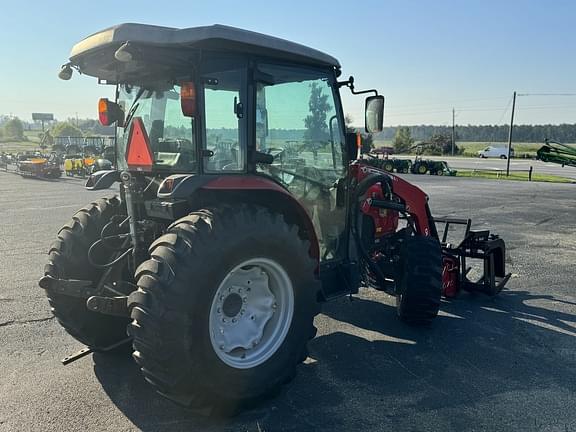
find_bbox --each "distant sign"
[32,113,54,121]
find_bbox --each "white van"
[477,146,514,159]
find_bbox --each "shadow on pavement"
[93,289,576,431]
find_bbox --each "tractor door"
[253,64,353,295]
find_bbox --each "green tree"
[344,114,354,132]
[429,133,460,155]
[393,127,414,153]
[304,83,331,142]
[3,118,24,140]
[39,130,54,149]
[51,122,83,138]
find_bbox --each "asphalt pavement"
[0,171,575,431]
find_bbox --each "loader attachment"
[435,217,511,298]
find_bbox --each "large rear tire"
[396,236,442,324]
[128,205,320,414]
[42,197,130,349]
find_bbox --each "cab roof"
[69,23,340,82]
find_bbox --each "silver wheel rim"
[209,257,294,369]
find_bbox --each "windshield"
[116,83,197,173]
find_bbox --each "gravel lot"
[1,171,575,432]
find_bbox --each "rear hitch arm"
[61,337,132,365]
[38,274,98,298]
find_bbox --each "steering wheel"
[265,147,287,161]
[222,162,239,171]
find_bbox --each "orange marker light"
[125,117,154,172]
[98,98,124,126]
[180,82,197,117]
[98,98,110,126]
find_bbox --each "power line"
[496,95,514,125]
[517,93,576,97]
[391,96,509,109]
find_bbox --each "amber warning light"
[125,117,154,172]
[98,98,124,126]
[180,82,197,117]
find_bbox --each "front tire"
[396,236,442,324]
[128,205,320,413]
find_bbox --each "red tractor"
[40,23,510,414]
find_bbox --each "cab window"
[255,64,346,261]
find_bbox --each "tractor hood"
[67,23,341,83]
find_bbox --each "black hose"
[99,216,131,251]
[87,239,133,269]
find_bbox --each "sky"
[1,0,575,127]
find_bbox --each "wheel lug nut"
[222,318,226,323]
[217,308,221,313]
[250,316,255,321]
[272,303,277,309]
[220,345,225,351]
[232,318,237,323]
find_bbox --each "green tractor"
[537,138,576,167]
[365,154,411,174]
[411,157,457,176]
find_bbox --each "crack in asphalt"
[0,316,55,327]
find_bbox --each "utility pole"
[506,91,516,176]
[451,108,455,156]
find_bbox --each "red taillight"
[180,82,197,117]
[125,117,154,172]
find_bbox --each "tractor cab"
[70,23,383,281]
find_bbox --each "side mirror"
[98,98,124,126]
[365,95,384,133]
